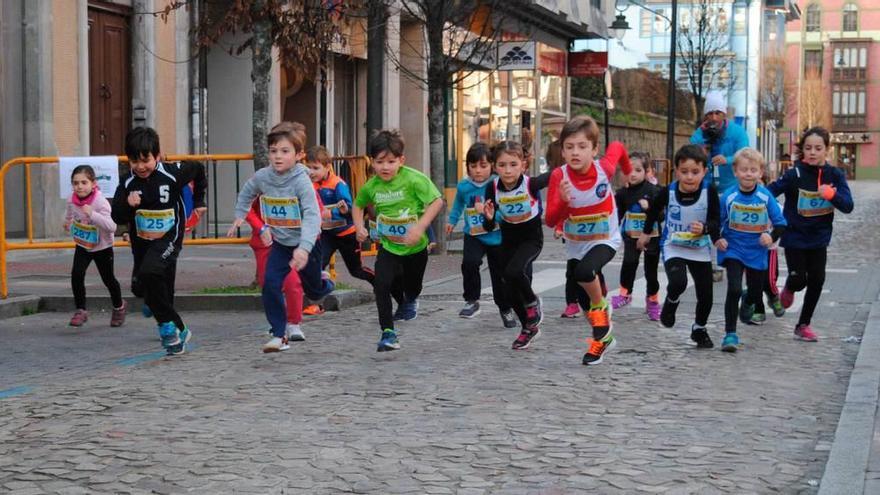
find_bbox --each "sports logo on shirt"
[669,205,681,221]
[596,183,608,199]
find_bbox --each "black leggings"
[784,247,827,326]
[461,235,510,311]
[320,232,375,285]
[501,237,542,325]
[722,259,765,333]
[565,264,605,307]
[619,238,660,296]
[132,240,184,330]
[664,257,713,326]
[71,246,123,310]
[754,249,780,314]
[373,248,428,330]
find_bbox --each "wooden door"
[88,5,130,155]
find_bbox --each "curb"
[0,295,41,319]
[818,294,880,495]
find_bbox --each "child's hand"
[759,233,773,247]
[403,224,425,246]
[559,178,573,203]
[127,191,142,207]
[818,184,836,201]
[226,218,244,237]
[290,248,309,271]
[445,223,454,235]
[194,207,206,218]
[260,228,273,247]
[715,238,728,251]
[356,226,369,243]
[337,201,349,214]
[320,207,332,220]
[636,233,650,251]
[63,220,71,232]
[638,199,649,211]
[553,229,563,240]
[482,199,494,219]
[81,204,93,216]
[689,221,704,235]
[122,232,130,242]
[473,198,485,215]
[427,242,437,253]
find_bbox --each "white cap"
[703,91,727,116]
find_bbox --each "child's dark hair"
[268,121,306,152]
[630,151,651,168]
[369,129,405,158]
[306,145,332,166]
[559,116,600,148]
[492,141,525,162]
[124,126,160,162]
[466,142,491,165]
[674,144,708,168]
[797,126,830,151]
[71,164,96,182]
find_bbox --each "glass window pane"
[841,92,849,114]
[860,48,867,68]
[833,92,840,114]
[858,92,865,114]
[850,92,857,114]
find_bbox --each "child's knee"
[573,263,598,283]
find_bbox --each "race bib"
[797,189,834,217]
[71,221,99,249]
[498,193,532,223]
[368,220,379,241]
[729,202,769,233]
[135,209,175,240]
[377,213,418,244]
[623,211,657,238]
[465,207,488,236]
[564,213,610,242]
[670,231,710,249]
[321,218,347,230]
[260,196,301,228]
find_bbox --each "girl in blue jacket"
[767,127,854,342]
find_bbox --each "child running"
[306,146,375,287]
[714,148,786,352]
[446,142,516,327]
[480,141,550,350]
[545,116,632,365]
[65,165,125,327]
[230,122,323,353]
[112,127,207,355]
[611,151,662,321]
[353,129,443,352]
[639,144,720,349]
[767,127,853,341]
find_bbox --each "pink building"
[783,0,879,179]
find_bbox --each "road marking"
[116,344,199,366]
[482,268,568,296]
[0,385,33,399]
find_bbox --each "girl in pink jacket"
[64,165,126,327]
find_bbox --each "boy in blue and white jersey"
[714,148,787,352]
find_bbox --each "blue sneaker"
[721,332,739,353]
[166,326,192,356]
[377,329,400,352]
[158,322,180,348]
[142,304,153,318]
[393,300,419,321]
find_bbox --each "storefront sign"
[498,41,537,71]
[539,50,567,76]
[568,51,608,77]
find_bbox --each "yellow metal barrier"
[0,153,374,298]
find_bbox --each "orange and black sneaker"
[303,304,325,316]
[582,335,616,365]
[586,301,612,336]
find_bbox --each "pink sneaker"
[645,297,661,321]
[794,324,818,342]
[560,303,580,318]
[110,302,127,327]
[611,294,631,310]
[69,309,88,327]
[780,288,794,309]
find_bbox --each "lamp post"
[666,0,679,162]
[606,13,629,148]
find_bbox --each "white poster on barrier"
[59,156,120,199]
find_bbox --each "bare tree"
[760,53,786,124]
[795,68,831,130]
[676,0,735,122]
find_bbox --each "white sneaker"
[263,336,287,353]
[286,323,305,342]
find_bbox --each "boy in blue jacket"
[767,127,853,342]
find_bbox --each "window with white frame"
[843,3,858,32]
[805,4,821,32]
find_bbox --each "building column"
[384,6,401,130]
[132,0,156,127]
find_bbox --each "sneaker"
[645,297,661,321]
[459,301,481,319]
[303,304,325,316]
[780,288,794,309]
[750,312,766,325]
[560,303,580,319]
[141,304,152,318]
[511,327,541,350]
[794,324,819,342]
[263,336,287,353]
[586,302,612,337]
[377,329,400,352]
[500,309,518,329]
[524,298,543,330]
[611,294,631,310]
[166,326,193,356]
[768,296,786,317]
[712,268,724,283]
[158,321,180,348]
[721,332,739,353]
[660,299,679,328]
[690,324,714,349]
[739,301,755,325]
[69,309,88,327]
[582,335,617,365]
[393,300,419,321]
[286,323,305,342]
[110,302,127,327]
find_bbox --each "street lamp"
[610,14,630,41]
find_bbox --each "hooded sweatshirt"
[65,189,116,252]
[234,164,320,252]
[447,175,502,246]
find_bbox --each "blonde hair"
[733,148,765,170]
